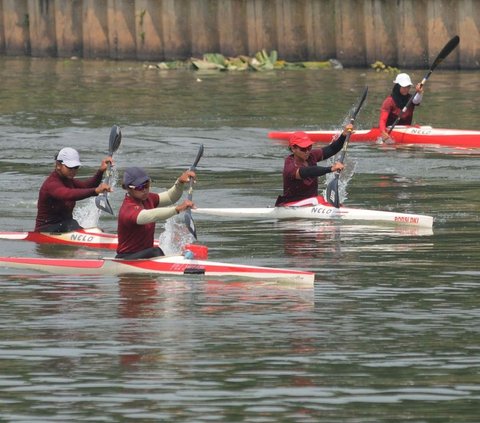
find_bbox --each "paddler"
[116,167,195,259]
[379,73,424,143]
[35,147,112,232]
[275,124,353,206]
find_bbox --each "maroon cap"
[288,131,313,148]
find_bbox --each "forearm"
[299,166,333,179]
[412,92,423,105]
[158,180,184,206]
[322,133,346,158]
[136,206,178,224]
[379,110,390,132]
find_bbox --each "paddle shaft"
[388,35,459,134]
[326,86,368,208]
[336,86,368,166]
[184,144,204,239]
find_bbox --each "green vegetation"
[144,49,343,72]
[143,50,398,73]
[370,60,400,74]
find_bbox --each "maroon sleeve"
[379,96,394,132]
[72,169,104,189]
[48,175,98,201]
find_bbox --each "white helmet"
[393,73,413,87]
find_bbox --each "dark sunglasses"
[129,180,150,191]
[63,164,80,170]
[296,145,312,152]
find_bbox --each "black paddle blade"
[326,176,340,208]
[95,194,114,215]
[108,125,122,155]
[351,86,369,121]
[191,144,204,170]
[184,211,197,240]
[431,35,460,71]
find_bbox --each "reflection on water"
[0,57,479,422]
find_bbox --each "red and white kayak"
[0,255,315,284]
[0,227,157,250]
[268,125,480,149]
[193,196,434,229]
[0,227,119,249]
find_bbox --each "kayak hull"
[268,126,480,149]
[0,255,315,284]
[0,227,118,249]
[193,198,433,229]
[0,227,159,250]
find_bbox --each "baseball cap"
[123,167,150,187]
[56,147,82,168]
[289,131,314,148]
[393,73,413,87]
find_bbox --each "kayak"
[0,227,120,250]
[193,196,434,229]
[0,255,315,284]
[268,125,480,149]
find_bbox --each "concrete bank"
[0,0,478,68]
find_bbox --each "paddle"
[95,125,122,215]
[388,35,460,134]
[184,144,204,239]
[326,86,369,208]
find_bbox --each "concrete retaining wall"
[0,0,478,68]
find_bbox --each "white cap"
[393,73,413,87]
[57,147,82,167]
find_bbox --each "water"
[0,57,479,422]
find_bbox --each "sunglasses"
[128,180,150,191]
[63,164,80,170]
[296,145,312,152]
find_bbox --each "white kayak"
[0,254,315,284]
[193,197,433,229]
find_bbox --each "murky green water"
[0,57,479,422]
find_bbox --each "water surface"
[0,57,479,422]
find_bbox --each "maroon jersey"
[379,95,416,132]
[116,193,160,254]
[35,170,103,231]
[277,149,324,205]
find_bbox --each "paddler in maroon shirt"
[35,147,112,232]
[116,167,195,259]
[275,125,352,206]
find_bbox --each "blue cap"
[123,167,149,187]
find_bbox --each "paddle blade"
[326,176,340,208]
[351,86,369,121]
[191,144,204,170]
[95,194,114,215]
[430,35,460,71]
[184,211,197,240]
[108,125,122,155]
